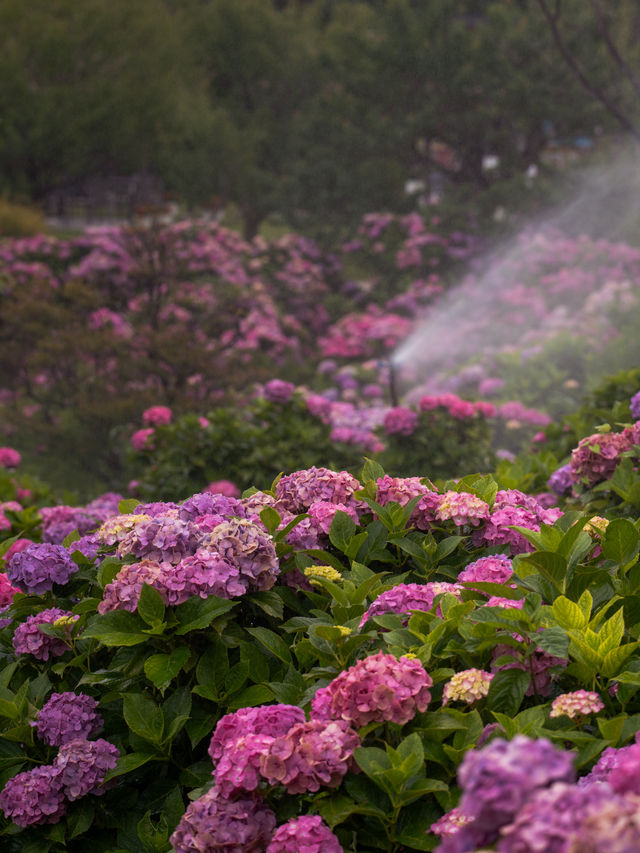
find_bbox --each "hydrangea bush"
[1,426,640,851]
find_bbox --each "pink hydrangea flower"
[130,428,155,451]
[2,537,31,562]
[443,669,494,705]
[359,581,461,627]
[206,479,240,498]
[430,807,472,838]
[53,738,119,800]
[98,559,168,613]
[205,518,279,592]
[213,733,274,797]
[263,379,296,403]
[266,815,343,852]
[275,467,363,514]
[0,765,66,826]
[142,406,172,426]
[550,690,604,720]
[0,447,21,469]
[260,719,359,794]
[310,651,433,727]
[13,608,77,660]
[307,500,359,535]
[436,492,490,527]
[0,571,22,605]
[458,555,513,586]
[208,705,306,764]
[382,406,419,436]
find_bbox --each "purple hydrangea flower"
[53,737,119,800]
[307,500,359,535]
[117,513,198,563]
[36,692,103,746]
[208,705,306,764]
[630,391,640,421]
[497,781,615,853]
[376,475,432,508]
[169,787,276,853]
[163,550,244,602]
[0,765,66,827]
[13,608,77,660]
[570,430,634,487]
[359,582,462,627]
[578,740,639,788]
[457,736,575,834]
[205,519,279,592]
[548,463,573,496]
[567,794,640,853]
[40,505,95,544]
[178,492,246,522]
[266,815,343,852]
[6,543,79,594]
[310,651,433,727]
[260,719,359,794]
[69,532,102,562]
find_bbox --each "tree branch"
[534,0,640,141]
[590,0,640,102]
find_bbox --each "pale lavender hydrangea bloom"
[135,501,180,517]
[260,719,359,794]
[164,550,244,602]
[205,519,279,592]
[7,543,79,594]
[275,467,363,514]
[208,705,306,764]
[0,765,66,827]
[359,582,461,627]
[266,815,343,852]
[13,608,77,660]
[310,651,433,727]
[117,513,198,563]
[169,787,276,853]
[70,533,102,562]
[36,692,102,746]
[97,513,152,547]
[457,736,575,833]
[53,737,119,800]
[497,781,614,853]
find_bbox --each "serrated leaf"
[144,647,190,690]
[174,596,236,635]
[123,693,164,745]
[137,583,165,626]
[552,596,586,630]
[487,667,530,715]
[82,611,147,646]
[246,627,292,664]
[602,519,639,564]
[104,751,156,781]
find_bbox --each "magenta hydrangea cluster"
[6,543,79,594]
[40,505,95,545]
[382,405,418,436]
[98,559,168,614]
[0,571,21,606]
[12,608,78,660]
[161,550,243,603]
[275,466,363,514]
[359,582,461,627]
[178,491,246,522]
[311,650,433,727]
[170,787,276,853]
[458,555,513,586]
[473,489,563,555]
[260,718,360,794]
[36,692,103,746]
[142,405,172,425]
[208,705,306,763]
[0,446,21,468]
[266,815,343,852]
[307,500,359,535]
